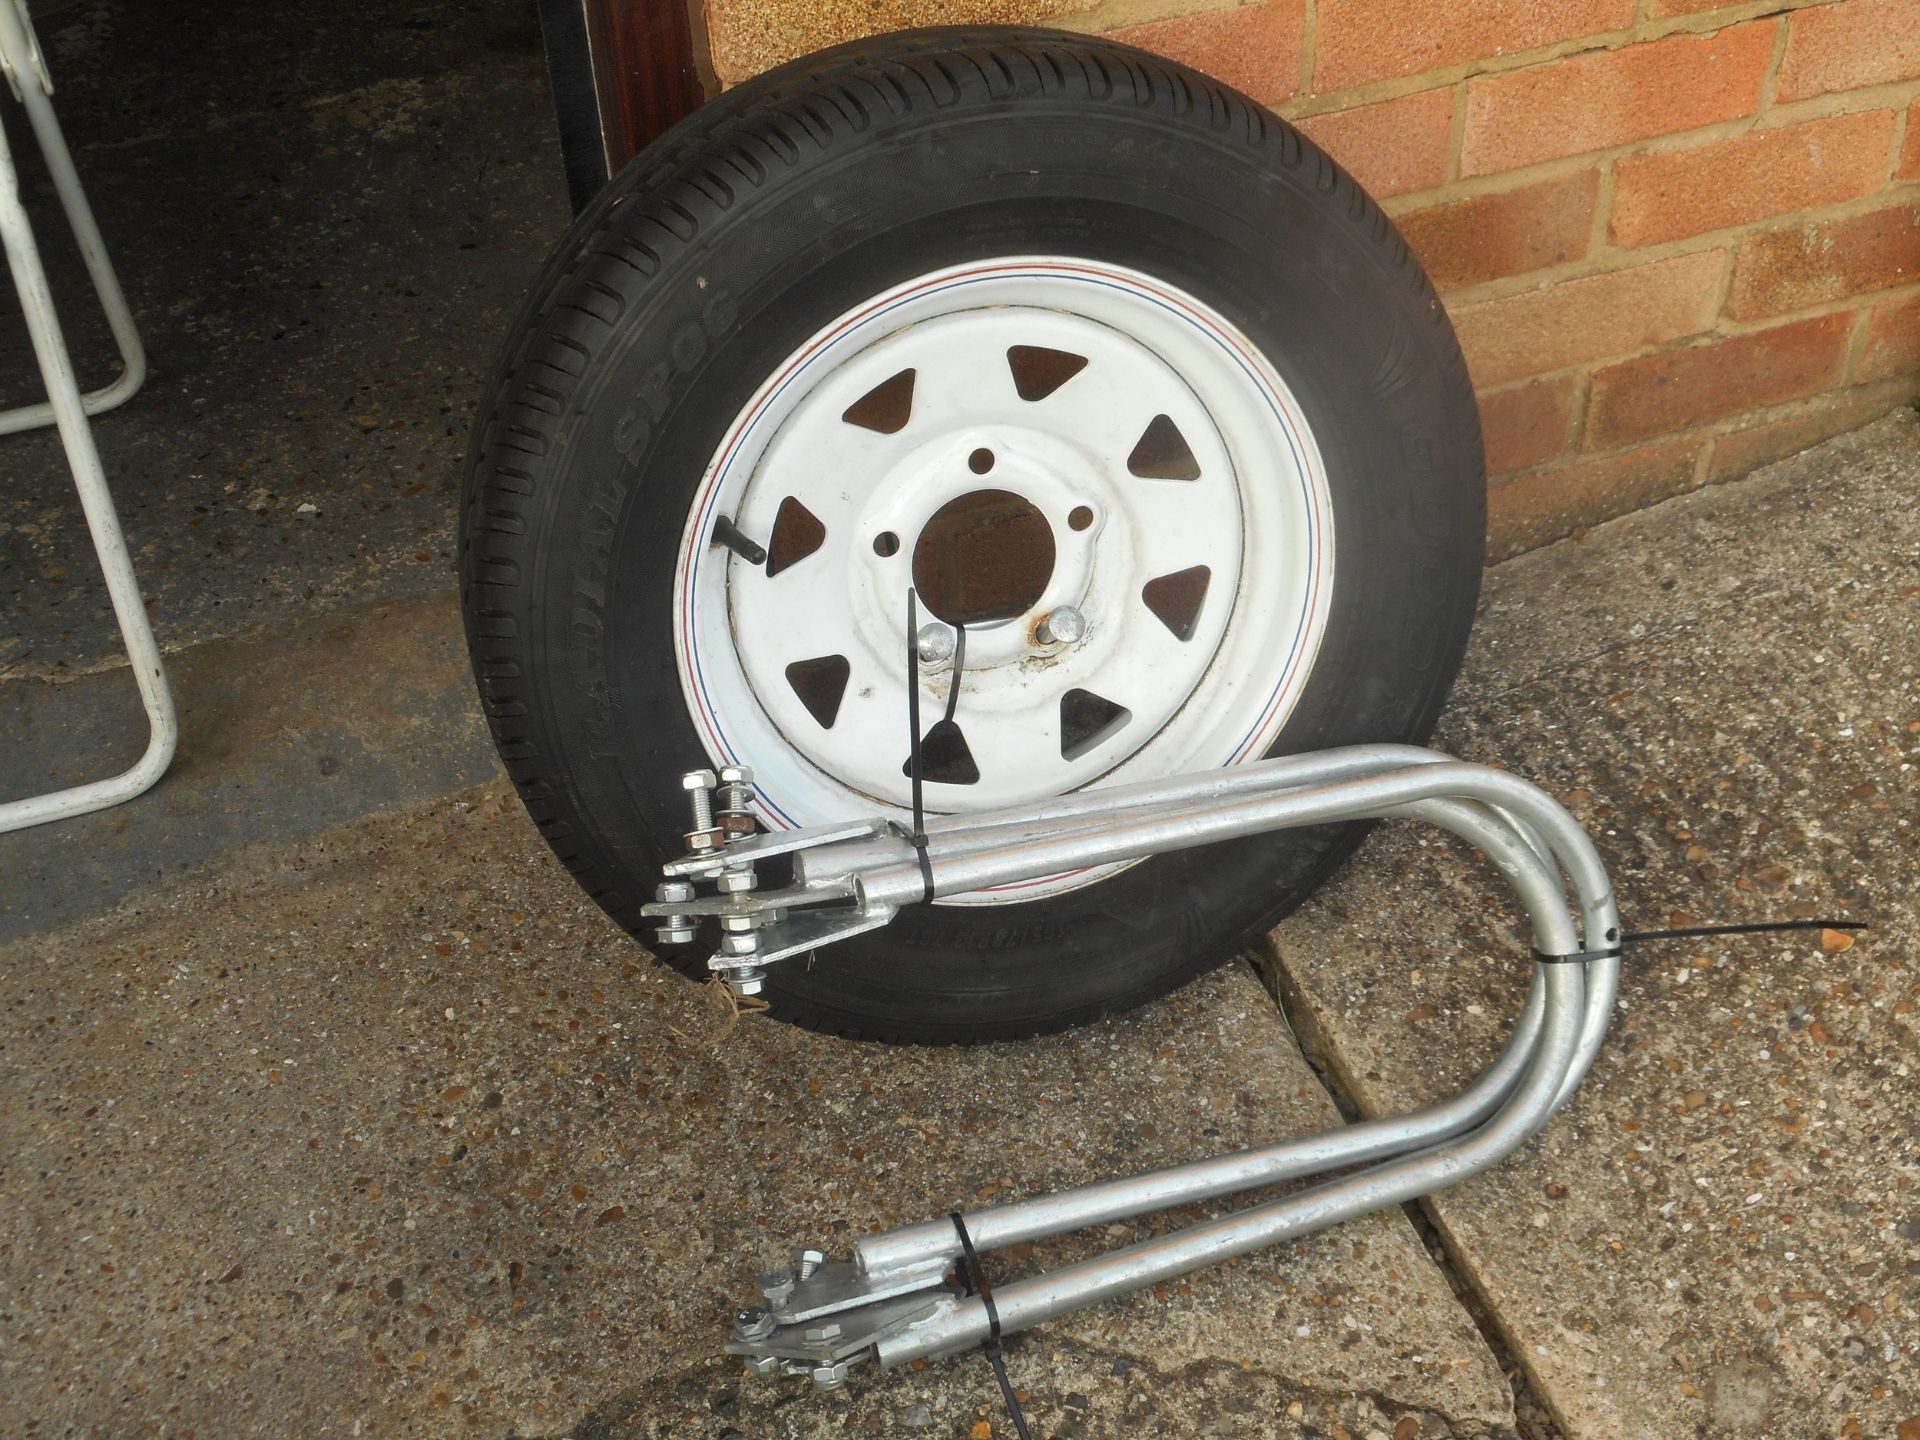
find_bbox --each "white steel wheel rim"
[674,258,1334,905]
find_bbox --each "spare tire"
[460,26,1484,1042]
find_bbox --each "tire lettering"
[702,288,739,334]
[614,404,651,461]
[669,319,706,370]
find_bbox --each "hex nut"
[734,1307,777,1342]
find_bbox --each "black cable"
[1535,917,1867,965]
[949,1213,1031,1440]
[906,590,926,837]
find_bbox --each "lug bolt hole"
[1068,505,1095,532]
[873,531,900,557]
[967,447,995,475]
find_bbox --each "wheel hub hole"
[911,488,1055,626]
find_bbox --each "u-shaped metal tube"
[692,747,1618,1380]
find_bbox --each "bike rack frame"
[643,743,1619,1388]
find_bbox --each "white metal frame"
[0,0,175,833]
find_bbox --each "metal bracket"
[644,745,1619,1390]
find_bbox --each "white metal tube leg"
[0,29,175,832]
[0,0,143,435]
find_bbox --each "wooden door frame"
[536,0,713,212]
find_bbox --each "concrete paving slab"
[0,593,498,942]
[1261,411,1920,1439]
[2,788,1514,1439]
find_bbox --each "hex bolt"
[725,966,766,997]
[758,1266,797,1305]
[681,769,717,831]
[1037,605,1087,646]
[810,1362,851,1392]
[916,623,956,664]
[801,1321,843,1342]
[654,880,696,946]
[718,763,754,802]
[744,1355,781,1378]
[795,1248,826,1281]
[717,765,757,837]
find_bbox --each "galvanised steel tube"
[859,763,1612,925]
[876,959,1588,1367]
[798,746,1526,889]
[1377,799,1620,1116]
[855,795,1569,1281]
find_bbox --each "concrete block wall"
[702,0,1920,557]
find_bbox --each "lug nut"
[915,623,955,664]
[1037,605,1087,646]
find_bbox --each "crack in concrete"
[1251,951,1555,1440]
[562,1329,1511,1440]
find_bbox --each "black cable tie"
[1622,918,1865,944]
[943,622,966,725]
[1532,945,1622,965]
[911,832,935,905]
[949,1212,1030,1440]
[1533,918,1867,966]
[906,589,927,847]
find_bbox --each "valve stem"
[710,514,767,565]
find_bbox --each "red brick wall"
[701,0,1920,557]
